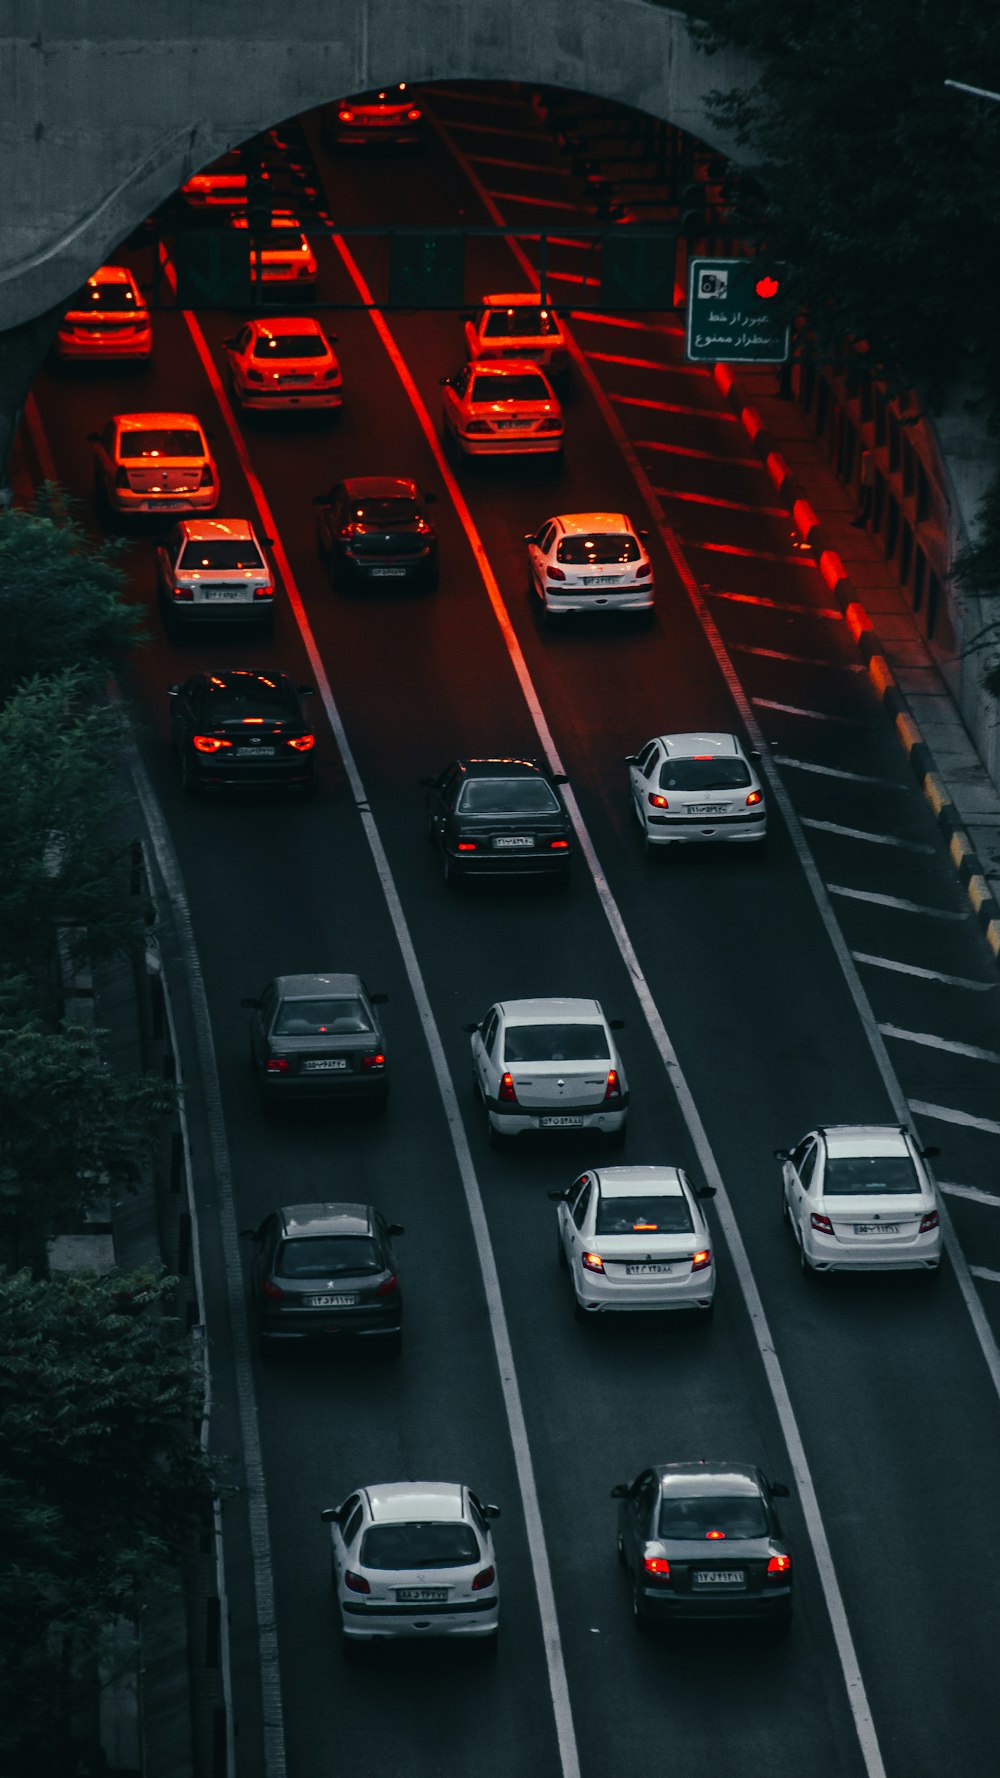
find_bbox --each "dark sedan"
[168,670,317,794]
[324,84,425,149]
[241,971,389,1110]
[612,1462,793,1630]
[420,757,572,885]
[315,477,438,591]
[243,1202,404,1357]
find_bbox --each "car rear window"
[823,1154,920,1195]
[75,284,139,312]
[256,228,306,249]
[274,997,371,1036]
[657,757,751,791]
[557,534,640,564]
[470,373,550,404]
[119,429,204,458]
[359,1523,480,1570]
[596,1194,694,1235]
[205,679,294,722]
[503,1023,610,1063]
[456,778,560,815]
[252,334,327,359]
[278,1236,379,1278]
[482,307,558,338]
[178,540,263,570]
[352,497,420,523]
[658,1494,768,1540]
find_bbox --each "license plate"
[540,1115,584,1128]
[493,835,535,849]
[625,1263,673,1276]
[370,567,407,577]
[280,376,312,386]
[305,1294,357,1307]
[201,588,246,601]
[688,804,728,815]
[853,1223,901,1235]
[142,499,189,510]
[694,1570,744,1586]
[582,576,622,586]
[236,746,276,758]
[303,1058,349,1072]
[395,1588,448,1603]
[494,419,526,430]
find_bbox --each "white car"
[155,519,274,629]
[466,997,628,1147]
[526,512,654,620]
[777,1125,942,1275]
[90,411,219,517]
[551,1166,716,1317]
[440,359,564,460]
[321,1481,500,1649]
[464,292,568,374]
[626,731,766,853]
[224,316,341,412]
[228,210,317,284]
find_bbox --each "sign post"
[685,258,789,363]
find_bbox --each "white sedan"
[626,731,766,852]
[551,1166,716,1317]
[321,1481,500,1649]
[441,359,564,460]
[223,316,341,412]
[526,512,653,620]
[777,1124,942,1275]
[466,997,628,1147]
[464,292,568,375]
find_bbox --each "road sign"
[175,231,251,309]
[685,257,789,363]
[600,233,677,310]
[388,232,465,307]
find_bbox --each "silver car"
[466,997,627,1147]
[777,1124,942,1274]
[242,972,388,1110]
[550,1166,716,1317]
[626,731,766,852]
[155,518,275,630]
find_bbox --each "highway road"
[27,80,1000,1778]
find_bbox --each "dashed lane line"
[970,1266,1000,1284]
[879,1025,1000,1065]
[800,818,936,853]
[939,1182,1000,1206]
[586,349,707,375]
[910,1100,1000,1135]
[570,309,684,336]
[752,698,860,722]
[609,390,739,418]
[651,486,789,517]
[732,645,864,669]
[775,758,906,789]
[829,885,969,918]
[695,540,818,565]
[636,437,764,468]
[853,953,998,989]
[706,589,842,617]
[487,190,596,213]
[447,118,557,140]
[468,151,572,174]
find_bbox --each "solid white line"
[753,698,859,722]
[853,953,998,989]
[775,757,905,788]
[469,151,571,175]
[970,1265,1000,1284]
[939,1181,1000,1206]
[732,646,864,669]
[829,885,969,918]
[910,1100,1000,1136]
[697,540,818,565]
[801,818,936,853]
[487,189,592,213]
[447,118,550,141]
[879,1024,1000,1065]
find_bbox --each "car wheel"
[443,850,460,888]
[257,1332,277,1363]
[632,1586,651,1635]
[180,750,200,797]
[341,1633,363,1661]
[572,1294,588,1324]
[479,1629,499,1657]
[799,1233,816,1277]
[781,1186,791,1225]
[556,1233,568,1270]
[617,1534,626,1569]
[368,1089,389,1118]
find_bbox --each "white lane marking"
[733,645,864,669]
[707,589,842,617]
[940,1181,1000,1206]
[879,1024,1000,1065]
[447,118,551,141]
[488,189,594,213]
[427,101,890,1778]
[637,436,764,468]
[570,309,684,337]
[469,151,572,174]
[853,953,998,989]
[586,349,707,375]
[753,698,860,723]
[971,1266,1000,1283]
[547,236,593,250]
[610,390,739,418]
[829,884,969,918]
[776,757,905,788]
[544,268,602,284]
[652,486,788,517]
[910,1100,1000,1136]
[697,540,818,565]
[801,818,936,853]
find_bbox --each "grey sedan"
[242,972,389,1110]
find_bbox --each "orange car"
[56,266,152,362]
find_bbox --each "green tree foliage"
[0,1267,216,1773]
[0,485,143,703]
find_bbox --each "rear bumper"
[544,588,654,615]
[803,1228,941,1271]
[165,600,273,623]
[340,553,437,589]
[237,387,342,410]
[259,1311,401,1343]
[454,429,563,458]
[446,847,570,878]
[258,1070,387,1100]
[57,331,152,360]
[109,484,219,515]
[193,761,317,790]
[576,1268,714,1312]
[645,811,767,845]
[640,1584,791,1622]
[487,1101,627,1138]
[342,1599,498,1640]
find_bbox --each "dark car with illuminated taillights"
[167,670,317,794]
[241,971,389,1110]
[242,1202,404,1357]
[325,84,425,148]
[420,758,572,885]
[612,1462,793,1630]
[315,477,438,591]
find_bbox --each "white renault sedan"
[526,512,654,620]
[777,1125,942,1275]
[551,1166,716,1317]
[626,732,766,852]
[321,1481,500,1649]
[466,997,627,1147]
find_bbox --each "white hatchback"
[467,997,628,1147]
[464,292,568,375]
[551,1166,716,1317]
[321,1481,500,1649]
[224,316,341,411]
[777,1125,942,1274]
[627,731,766,851]
[527,511,654,620]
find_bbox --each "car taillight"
[642,1556,671,1579]
[344,1571,369,1594]
[767,1554,792,1575]
[635,561,653,578]
[498,1072,517,1104]
[549,839,569,850]
[361,1053,386,1071]
[261,1279,285,1302]
[648,792,668,808]
[581,1251,605,1273]
[604,1069,621,1102]
[114,467,130,489]
[746,790,763,806]
[265,1057,289,1075]
[407,107,422,122]
[339,108,355,122]
[919,1210,939,1233]
[297,265,312,278]
[253,583,274,600]
[376,1273,398,1297]
[537,418,563,432]
[198,464,215,487]
[172,584,194,601]
[691,1249,712,1272]
[192,734,232,753]
[546,565,566,581]
[286,734,315,751]
[471,1565,495,1591]
[810,1212,833,1234]
[246,367,266,382]
[463,420,492,434]
[457,841,478,852]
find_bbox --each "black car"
[315,477,438,591]
[612,1462,793,1630]
[420,757,572,885]
[168,670,317,794]
[324,85,425,149]
[243,1202,404,1357]
[242,971,389,1109]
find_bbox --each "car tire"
[632,1586,651,1635]
[799,1234,816,1277]
[572,1294,588,1324]
[368,1089,389,1118]
[617,1534,627,1569]
[180,750,200,797]
[443,850,460,888]
[479,1629,499,1657]
[781,1186,791,1225]
[257,1333,277,1363]
[341,1633,363,1661]
[556,1233,568,1270]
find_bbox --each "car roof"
[551,512,632,535]
[114,411,204,430]
[481,292,549,309]
[175,518,256,541]
[340,477,419,499]
[593,1166,685,1198]
[819,1125,912,1157]
[654,732,742,758]
[278,1203,373,1238]
[655,1463,763,1496]
[273,972,366,998]
[366,1482,465,1522]
[455,757,545,778]
[246,315,325,338]
[499,997,603,1023]
[87,264,135,286]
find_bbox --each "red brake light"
[407,107,423,122]
[498,1072,517,1104]
[546,565,566,581]
[463,420,492,434]
[811,1212,833,1234]
[919,1210,939,1233]
[344,1570,370,1593]
[286,734,315,751]
[361,1053,386,1071]
[767,1554,792,1575]
[253,583,274,599]
[549,838,569,850]
[635,561,653,578]
[192,734,232,754]
[691,1249,711,1272]
[648,792,668,809]
[471,1565,495,1591]
[261,1279,284,1302]
[581,1251,605,1273]
[323,367,341,382]
[746,789,763,806]
[642,1556,671,1579]
[198,463,215,488]
[172,584,194,601]
[457,841,478,852]
[705,1529,725,1539]
[339,109,355,123]
[604,1069,621,1102]
[375,1272,398,1297]
[265,1057,289,1075]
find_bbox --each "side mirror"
[298,685,316,697]
[920,1145,941,1159]
[369,992,389,1005]
[552,773,568,785]
[523,533,535,544]
[608,1019,624,1031]
[418,777,436,788]
[695,1185,716,1200]
[222,336,237,348]
[481,1503,501,1519]
[623,755,636,766]
[386,1222,405,1237]
[263,535,275,547]
[167,685,181,697]
[773,1148,791,1161]
[639,528,650,540]
[770,1482,790,1499]
[327,332,339,342]
[319,1507,341,1523]
[547,1188,569,1202]
[749,748,762,760]
[240,996,260,1010]
[463,1022,481,1034]
[609,1483,630,1499]
[239,1226,257,1237]
[205,429,217,441]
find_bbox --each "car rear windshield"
[351,497,420,524]
[482,307,558,338]
[205,681,293,722]
[596,1194,694,1235]
[456,778,560,815]
[657,758,751,791]
[557,534,640,564]
[252,334,327,359]
[658,1494,768,1540]
[75,285,140,312]
[119,429,204,458]
[274,997,371,1036]
[471,373,550,404]
[278,1235,379,1277]
[178,540,263,570]
[252,228,306,249]
[503,1023,610,1063]
[823,1154,920,1195]
[359,1523,480,1569]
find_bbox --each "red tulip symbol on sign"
[755,275,779,299]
